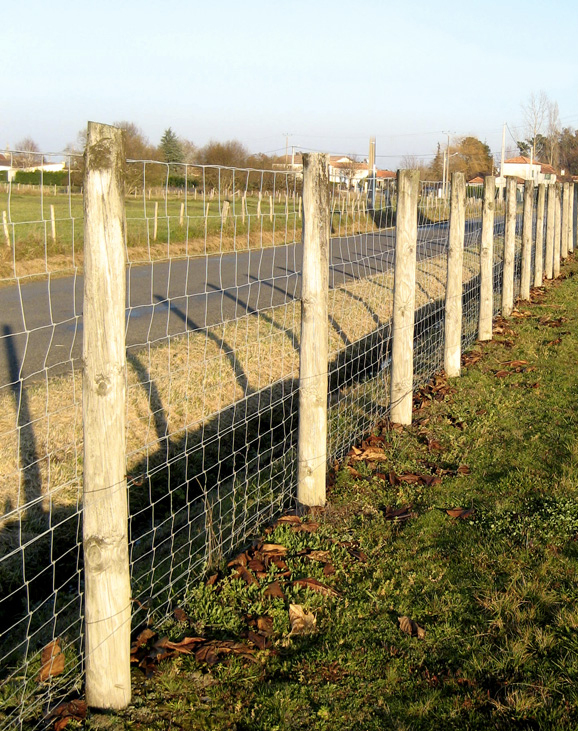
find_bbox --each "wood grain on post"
[562,182,570,259]
[554,183,561,278]
[444,172,466,377]
[82,122,131,710]
[478,176,495,341]
[545,185,555,279]
[153,200,158,241]
[534,184,546,287]
[520,180,534,300]
[390,170,419,424]
[502,177,517,317]
[297,153,330,508]
[50,204,56,244]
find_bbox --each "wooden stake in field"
[444,172,466,377]
[534,184,546,287]
[520,180,533,300]
[545,185,555,279]
[153,201,158,242]
[2,211,10,247]
[478,175,495,341]
[179,202,184,227]
[297,153,330,508]
[390,170,419,424]
[269,194,274,222]
[222,200,230,225]
[572,183,577,254]
[502,177,517,317]
[50,204,56,244]
[82,121,131,710]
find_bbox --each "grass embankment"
[81,256,578,730]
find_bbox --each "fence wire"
[0,153,566,729]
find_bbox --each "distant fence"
[0,122,576,729]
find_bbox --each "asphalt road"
[0,220,484,385]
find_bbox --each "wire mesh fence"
[0,140,571,729]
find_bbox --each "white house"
[498,156,558,189]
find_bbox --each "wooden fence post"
[554,183,561,278]
[545,185,555,279]
[478,175,495,341]
[534,184,546,287]
[572,183,578,251]
[297,153,330,508]
[153,201,158,242]
[520,180,534,300]
[82,122,131,710]
[444,172,466,377]
[502,177,517,317]
[179,202,184,227]
[562,182,570,259]
[390,169,419,424]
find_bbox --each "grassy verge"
[64,255,578,731]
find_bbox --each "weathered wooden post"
[50,204,57,244]
[534,184,546,287]
[502,177,517,317]
[545,185,555,279]
[82,122,131,710]
[153,200,158,241]
[569,183,578,253]
[478,175,495,341]
[2,211,10,247]
[297,153,330,507]
[562,182,570,259]
[390,169,419,424]
[179,202,184,227]
[444,172,466,377]
[520,180,533,300]
[554,183,561,278]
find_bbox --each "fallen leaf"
[501,360,528,367]
[264,581,286,600]
[276,515,302,525]
[38,639,65,682]
[495,370,510,378]
[305,550,332,563]
[195,644,220,666]
[398,616,426,639]
[347,548,368,562]
[289,604,317,635]
[49,699,87,730]
[443,507,475,520]
[323,563,336,576]
[261,544,288,555]
[227,552,248,568]
[233,566,258,585]
[247,630,271,651]
[206,573,219,587]
[248,559,266,572]
[457,465,471,475]
[382,505,415,521]
[156,636,205,654]
[173,608,189,623]
[293,578,341,598]
[257,616,274,634]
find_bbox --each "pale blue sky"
[4,0,578,167]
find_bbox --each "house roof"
[376,170,396,179]
[503,156,539,165]
[540,163,557,175]
[468,175,484,184]
[0,154,10,167]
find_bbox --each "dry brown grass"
[0,245,481,524]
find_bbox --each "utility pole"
[442,131,454,198]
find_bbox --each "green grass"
[34,255,575,730]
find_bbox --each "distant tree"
[453,136,493,180]
[13,137,42,168]
[180,138,198,164]
[159,127,184,163]
[113,121,162,192]
[200,139,250,168]
[521,91,551,162]
[400,154,430,179]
